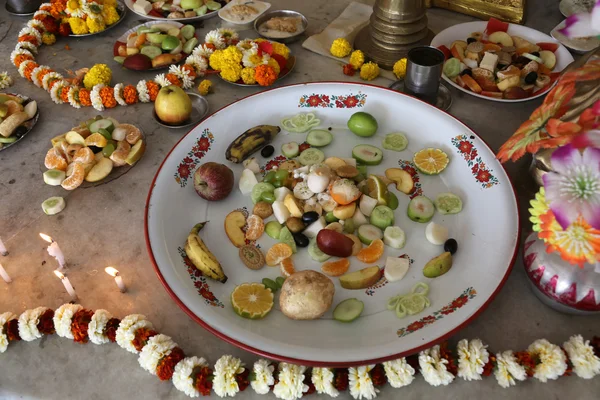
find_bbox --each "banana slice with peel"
[185,222,228,283]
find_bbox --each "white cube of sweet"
[133,0,152,15]
[479,52,499,72]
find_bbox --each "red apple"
[194,162,234,201]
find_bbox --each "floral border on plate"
[298,92,367,108]
[178,246,225,308]
[174,129,214,188]
[451,134,499,189]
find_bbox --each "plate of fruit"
[145,82,519,365]
[430,18,574,102]
[124,0,226,21]
[0,93,39,152]
[113,21,199,71]
[43,116,146,197]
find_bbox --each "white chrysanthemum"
[82,0,104,16]
[236,39,258,53]
[348,365,377,400]
[242,51,269,68]
[113,83,126,106]
[53,303,83,339]
[90,84,105,111]
[50,80,68,104]
[39,3,53,9]
[251,359,275,395]
[0,312,17,353]
[42,72,62,91]
[67,86,81,109]
[19,27,42,43]
[138,334,177,375]
[173,356,209,398]
[192,44,214,59]
[273,363,307,400]
[27,19,46,32]
[115,314,153,353]
[154,74,170,88]
[10,48,33,66]
[457,339,489,381]
[30,65,48,87]
[218,28,239,43]
[494,350,527,388]
[0,73,13,90]
[33,10,51,19]
[205,30,226,49]
[185,55,207,76]
[18,60,35,78]
[88,309,112,345]
[15,41,38,54]
[136,80,150,103]
[18,307,49,342]
[312,367,339,397]
[213,355,244,397]
[563,335,600,379]
[528,339,567,382]
[169,65,194,89]
[419,345,455,386]
[383,358,415,388]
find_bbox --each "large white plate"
[145,82,519,366]
[430,21,574,103]
[124,0,221,22]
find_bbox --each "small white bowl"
[218,0,271,28]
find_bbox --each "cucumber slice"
[183,37,199,54]
[357,224,383,245]
[43,169,66,186]
[281,142,299,158]
[306,129,333,147]
[333,298,364,322]
[308,238,331,262]
[137,26,155,34]
[113,56,125,64]
[251,182,275,204]
[298,148,325,166]
[434,192,463,214]
[195,5,208,15]
[278,226,297,253]
[42,196,66,215]
[140,45,162,60]
[382,133,408,152]
[181,25,195,40]
[89,119,115,134]
[370,205,395,230]
[407,195,435,223]
[352,144,383,165]
[443,58,461,78]
[383,226,406,249]
[0,137,17,143]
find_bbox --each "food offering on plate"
[114,22,199,71]
[43,116,146,191]
[0,93,38,150]
[437,18,561,100]
[42,0,125,36]
[130,0,226,19]
[218,0,271,25]
[254,10,307,42]
[214,111,463,322]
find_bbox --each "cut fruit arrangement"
[437,17,561,99]
[0,93,38,150]
[131,0,225,19]
[194,110,466,323]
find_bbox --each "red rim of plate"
[144,81,521,367]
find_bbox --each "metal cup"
[404,46,445,105]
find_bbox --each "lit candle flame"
[54,270,65,279]
[40,233,53,243]
[105,266,119,277]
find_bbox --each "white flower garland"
[88,309,112,345]
[67,86,81,109]
[251,359,275,395]
[311,367,339,397]
[18,60,35,78]
[115,314,153,354]
[348,365,377,400]
[193,44,214,59]
[139,334,177,375]
[90,83,105,111]
[30,65,47,87]
[273,363,307,400]
[213,355,245,397]
[170,65,194,89]
[113,83,127,106]
[494,350,527,388]
[382,358,415,388]
[419,345,455,386]
[136,80,150,103]
[154,74,171,88]
[0,312,17,353]
[42,72,62,91]
[563,335,600,379]
[205,30,226,50]
[528,339,567,382]
[173,356,210,398]
[17,307,49,342]
[457,338,489,381]
[53,303,82,339]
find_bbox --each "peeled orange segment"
[245,214,265,241]
[44,147,68,171]
[84,132,108,148]
[356,238,384,263]
[72,147,94,164]
[413,148,449,175]
[321,258,350,277]
[230,283,274,319]
[61,162,85,190]
[265,243,294,266]
[280,257,295,277]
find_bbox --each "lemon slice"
[413,148,449,175]
[366,175,388,205]
[231,283,274,319]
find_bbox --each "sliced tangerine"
[280,257,295,277]
[44,147,68,171]
[72,147,94,164]
[84,132,108,148]
[321,258,350,277]
[265,243,293,266]
[413,148,449,175]
[245,214,265,241]
[356,239,384,263]
[61,162,85,190]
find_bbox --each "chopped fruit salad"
[131,0,225,19]
[438,18,560,100]
[198,110,466,323]
[43,116,145,191]
[0,93,38,150]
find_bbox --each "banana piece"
[225,125,281,163]
[185,222,228,283]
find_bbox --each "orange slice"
[356,239,384,263]
[413,148,449,175]
[72,147,94,164]
[44,147,68,171]
[84,133,108,148]
[265,243,293,266]
[280,257,295,277]
[61,162,85,190]
[245,214,265,241]
[321,258,350,277]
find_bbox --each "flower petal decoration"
[558,6,600,39]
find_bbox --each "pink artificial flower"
[558,0,600,38]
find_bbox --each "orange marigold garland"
[104,317,120,343]
[18,35,40,46]
[70,309,94,344]
[99,86,117,108]
[14,54,33,68]
[23,62,39,81]
[165,73,182,86]
[37,309,55,335]
[60,86,70,103]
[123,85,138,105]
[157,347,186,381]
[255,64,277,86]
[147,81,160,102]
[132,327,158,352]
[192,365,214,396]
[79,88,92,107]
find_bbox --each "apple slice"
[339,266,382,290]
[224,211,246,248]
[126,139,146,165]
[65,131,86,146]
[488,31,514,47]
[384,168,414,194]
[333,202,356,220]
[539,50,556,70]
[85,157,114,182]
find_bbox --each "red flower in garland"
[333,368,349,391]
[192,366,214,396]
[104,318,121,342]
[157,347,186,381]
[70,309,94,344]
[370,364,387,386]
[440,342,458,376]
[132,327,158,352]
[482,353,496,377]
[37,309,55,335]
[6,319,20,341]
[303,372,316,395]
[235,369,251,392]
[514,351,536,377]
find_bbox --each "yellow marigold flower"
[69,17,89,35]
[360,62,380,81]
[219,62,242,82]
[209,50,224,70]
[42,32,56,45]
[349,50,364,70]
[267,58,280,75]
[271,42,290,60]
[393,58,407,79]
[241,67,256,84]
[223,46,243,64]
[103,0,118,6]
[198,79,212,96]
[102,6,120,26]
[86,16,106,34]
[330,38,352,58]
[83,64,112,90]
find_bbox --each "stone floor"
[0,0,598,399]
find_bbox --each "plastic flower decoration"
[558,0,600,39]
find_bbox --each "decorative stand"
[354,0,435,70]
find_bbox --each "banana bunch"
[225,125,281,163]
[185,222,228,283]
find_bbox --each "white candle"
[54,270,77,300]
[0,262,11,283]
[105,267,127,293]
[0,237,7,256]
[40,233,66,270]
